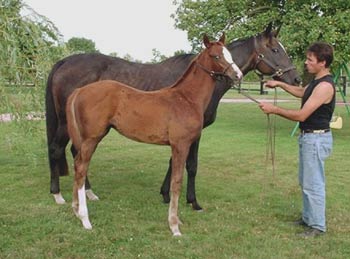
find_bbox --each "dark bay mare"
[46,23,301,209]
[66,35,242,235]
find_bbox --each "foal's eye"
[272,48,279,53]
[213,55,220,60]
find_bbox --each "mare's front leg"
[71,144,99,201]
[160,138,202,211]
[168,144,190,236]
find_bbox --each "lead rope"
[266,88,277,177]
[231,82,277,176]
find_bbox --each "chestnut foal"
[66,34,242,236]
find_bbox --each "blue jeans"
[298,131,332,232]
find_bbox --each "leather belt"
[300,129,330,134]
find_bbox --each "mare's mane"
[226,35,254,50]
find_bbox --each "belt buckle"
[313,129,324,133]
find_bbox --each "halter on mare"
[252,37,297,81]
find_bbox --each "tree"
[66,37,99,54]
[0,0,65,129]
[172,0,350,70]
[0,0,64,86]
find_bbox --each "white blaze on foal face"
[222,46,243,80]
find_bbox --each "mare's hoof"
[190,200,203,211]
[53,193,66,204]
[86,189,99,201]
[161,192,171,204]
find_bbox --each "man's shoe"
[298,228,324,238]
[293,218,308,227]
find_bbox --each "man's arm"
[259,82,334,122]
[264,80,305,98]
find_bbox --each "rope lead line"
[266,88,277,176]
[231,82,276,175]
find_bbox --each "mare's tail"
[66,90,82,151]
[45,59,69,177]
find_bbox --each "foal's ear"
[219,32,225,44]
[203,34,211,48]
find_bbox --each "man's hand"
[264,80,282,88]
[259,102,276,114]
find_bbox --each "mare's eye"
[213,55,220,60]
[272,48,279,53]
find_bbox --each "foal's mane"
[167,42,221,89]
[167,52,201,89]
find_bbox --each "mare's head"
[253,22,302,85]
[201,34,243,82]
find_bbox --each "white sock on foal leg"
[78,185,92,229]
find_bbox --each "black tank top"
[299,74,335,130]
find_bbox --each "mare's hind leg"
[168,143,190,236]
[71,144,99,201]
[72,139,99,230]
[160,138,202,211]
[49,124,70,204]
[160,158,172,203]
[185,138,202,211]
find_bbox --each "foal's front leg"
[168,144,189,236]
[160,138,202,210]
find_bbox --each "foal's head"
[202,34,243,82]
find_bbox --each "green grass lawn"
[1,102,350,258]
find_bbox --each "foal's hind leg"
[72,139,99,230]
[71,144,99,201]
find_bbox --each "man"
[259,42,335,237]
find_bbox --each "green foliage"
[0,0,65,86]
[66,37,99,54]
[0,0,67,124]
[173,0,350,69]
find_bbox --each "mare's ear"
[264,22,273,37]
[275,23,282,37]
[219,32,225,44]
[203,34,211,48]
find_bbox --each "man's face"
[304,52,325,74]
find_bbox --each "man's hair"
[307,42,334,68]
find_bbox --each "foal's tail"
[66,90,82,151]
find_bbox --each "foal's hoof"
[86,189,99,201]
[53,193,66,204]
[81,218,92,230]
[173,231,182,237]
[170,226,182,236]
